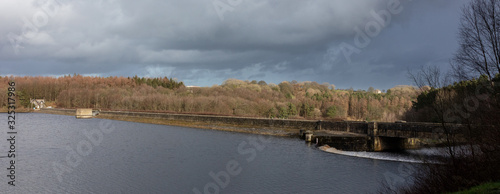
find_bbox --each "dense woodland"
[405,74,500,123]
[0,75,418,121]
[393,73,500,193]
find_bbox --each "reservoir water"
[1,113,418,193]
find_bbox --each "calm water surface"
[1,113,417,193]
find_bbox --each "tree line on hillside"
[0,75,184,109]
[0,76,417,122]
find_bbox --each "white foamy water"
[320,146,446,163]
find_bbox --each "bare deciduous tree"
[408,65,449,90]
[453,0,500,80]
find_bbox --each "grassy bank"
[450,182,500,194]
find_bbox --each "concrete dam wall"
[40,108,454,136]
[40,108,460,151]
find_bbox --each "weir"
[40,108,462,151]
[309,121,461,151]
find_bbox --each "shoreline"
[37,109,300,137]
[0,109,33,113]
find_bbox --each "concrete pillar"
[316,120,322,130]
[373,137,383,152]
[305,133,313,142]
[367,122,378,136]
[367,122,378,151]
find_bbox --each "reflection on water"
[1,113,418,193]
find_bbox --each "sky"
[0,0,469,90]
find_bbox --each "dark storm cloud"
[0,0,468,89]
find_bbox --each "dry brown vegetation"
[0,75,417,121]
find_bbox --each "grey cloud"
[0,0,469,89]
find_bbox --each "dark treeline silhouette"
[131,75,183,89]
[0,76,417,121]
[386,0,500,191]
[390,73,500,193]
[379,0,500,192]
